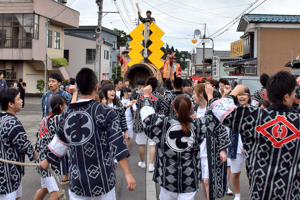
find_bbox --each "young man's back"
[47,100,129,197]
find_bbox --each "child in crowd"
[0,88,38,200]
[39,68,136,199]
[98,91,107,104]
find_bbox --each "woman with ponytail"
[192,83,231,200]
[140,85,229,200]
[34,87,77,200]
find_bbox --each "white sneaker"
[226,187,233,195]
[138,162,146,169]
[148,165,154,172]
[233,197,240,200]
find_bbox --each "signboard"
[96,38,103,46]
[230,39,243,57]
[212,56,220,79]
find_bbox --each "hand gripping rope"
[0,158,66,200]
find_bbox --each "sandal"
[60,179,69,185]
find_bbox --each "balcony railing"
[0,39,32,49]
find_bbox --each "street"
[18,97,249,200]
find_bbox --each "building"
[64,26,119,80]
[0,0,79,93]
[224,14,300,76]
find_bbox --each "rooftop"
[238,14,300,32]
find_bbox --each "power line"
[114,0,132,31]
[122,0,135,26]
[140,0,205,25]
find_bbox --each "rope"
[0,158,66,200]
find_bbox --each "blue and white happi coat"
[210,95,300,200]
[46,100,129,197]
[0,112,35,194]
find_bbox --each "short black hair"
[173,77,183,89]
[0,71,3,75]
[114,78,122,86]
[165,79,172,90]
[75,68,98,95]
[19,78,23,82]
[183,79,192,87]
[49,73,62,84]
[70,78,75,85]
[260,73,270,87]
[219,78,229,85]
[146,10,152,14]
[146,76,157,90]
[121,87,132,98]
[136,78,145,86]
[0,88,19,111]
[266,71,296,105]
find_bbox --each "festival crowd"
[0,68,300,200]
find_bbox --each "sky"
[68,0,299,52]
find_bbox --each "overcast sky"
[68,0,299,52]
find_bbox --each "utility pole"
[95,0,103,82]
[202,23,206,78]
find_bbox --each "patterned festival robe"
[193,104,231,199]
[161,91,185,119]
[133,91,164,133]
[0,112,35,194]
[140,98,229,195]
[35,115,61,177]
[251,86,268,106]
[112,102,128,133]
[46,100,129,197]
[210,95,300,200]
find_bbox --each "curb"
[146,143,157,200]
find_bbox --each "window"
[54,31,60,49]
[113,41,117,49]
[34,15,39,40]
[245,67,256,75]
[47,30,52,48]
[104,50,109,60]
[86,49,96,64]
[64,49,69,62]
[0,14,34,48]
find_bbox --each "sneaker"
[148,165,154,172]
[226,187,233,195]
[138,162,146,169]
[233,197,240,200]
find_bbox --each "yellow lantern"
[191,37,197,44]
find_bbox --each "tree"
[112,65,122,80]
[36,79,45,93]
[114,28,132,48]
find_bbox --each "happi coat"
[35,115,61,177]
[210,95,300,200]
[0,112,35,194]
[46,100,129,197]
[193,104,231,199]
[252,87,268,106]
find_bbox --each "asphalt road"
[17,97,250,200]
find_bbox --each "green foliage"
[161,45,191,70]
[63,79,69,86]
[112,65,122,80]
[113,28,132,48]
[52,57,69,67]
[36,79,45,93]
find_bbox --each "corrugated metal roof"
[243,14,300,23]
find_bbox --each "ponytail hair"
[49,95,67,120]
[173,95,191,136]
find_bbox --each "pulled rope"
[0,158,66,200]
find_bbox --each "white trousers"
[0,182,22,200]
[69,187,116,200]
[159,187,197,200]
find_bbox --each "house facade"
[225,14,300,76]
[64,26,119,80]
[0,0,79,93]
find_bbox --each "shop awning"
[223,58,257,67]
[285,60,300,68]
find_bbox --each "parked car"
[221,76,261,96]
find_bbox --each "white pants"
[230,154,245,173]
[159,187,197,200]
[0,182,22,200]
[126,120,134,138]
[41,176,59,193]
[69,187,116,200]
[201,157,209,179]
[135,132,156,146]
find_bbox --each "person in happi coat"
[39,68,136,199]
[207,71,300,200]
